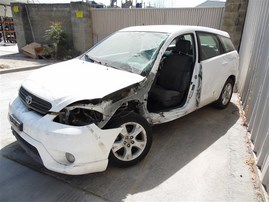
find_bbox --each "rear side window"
[197,32,221,61]
[219,36,236,53]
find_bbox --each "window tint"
[219,36,235,53]
[197,32,221,61]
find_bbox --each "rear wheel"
[214,78,234,109]
[107,112,152,167]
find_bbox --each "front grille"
[19,87,52,115]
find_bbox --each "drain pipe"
[25,4,35,42]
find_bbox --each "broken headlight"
[53,107,103,126]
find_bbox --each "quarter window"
[197,32,221,61]
[219,36,236,53]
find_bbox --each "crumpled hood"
[22,59,144,110]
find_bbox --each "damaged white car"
[9,25,239,175]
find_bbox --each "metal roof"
[196,0,226,8]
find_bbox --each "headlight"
[53,107,103,126]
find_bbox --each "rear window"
[219,36,235,53]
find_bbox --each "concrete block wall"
[26,4,72,46]
[221,0,248,50]
[11,2,93,54]
[70,2,93,53]
[10,4,28,50]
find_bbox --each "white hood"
[22,59,144,110]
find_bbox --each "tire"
[106,112,152,167]
[214,78,234,109]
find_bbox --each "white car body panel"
[199,51,239,107]
[22,59,144,111]
[8,25,239,175]
[9,96,122,175]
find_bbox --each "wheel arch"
[228,75,236,85]
[107,100,144,125]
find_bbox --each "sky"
[26,0,226,8]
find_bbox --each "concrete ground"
[0,45,266,201]
[0,44,56,74]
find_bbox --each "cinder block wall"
[70,2,93,53]
[26,4,72,46]
[11,2,93,53]
[221,0,249,50]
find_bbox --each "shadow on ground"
[0,53,31,60]
[0,103,240,201]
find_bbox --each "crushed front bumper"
[8,97,122,175]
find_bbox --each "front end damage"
[9,96,124,175]
[51,82,145,128]
[8,77,149,175]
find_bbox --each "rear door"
[196,32,229,107]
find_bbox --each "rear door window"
[197,32,221,61]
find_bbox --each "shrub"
[44,22,67,59]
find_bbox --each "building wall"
[25,4,72,45]
[91,7,224,44]
[0,5,12,17]
[11,4,224,53]
[221,0,248,50]
[238,0,269,191]
[11,2,93,53]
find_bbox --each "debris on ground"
[0,64,11,69]
[21,42,44,59]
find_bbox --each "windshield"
[86,31,168,76]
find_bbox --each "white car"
[9,25,239,175]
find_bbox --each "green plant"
[44,22,66,59]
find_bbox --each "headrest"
[175,40,191,54]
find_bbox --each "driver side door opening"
[147,33,196,113]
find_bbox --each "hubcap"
[112,122,147,161]
[221,83,232,105]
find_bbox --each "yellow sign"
[13,6,19,13]
[75,10,84,18]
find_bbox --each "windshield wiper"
[105,62,134,73]
[85,55,102,64]
[86,55,134,73]
[103,62,119,70]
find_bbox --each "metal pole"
[25,5,35,42]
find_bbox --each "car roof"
[120,25,230,38]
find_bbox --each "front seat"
[150,39,193,108]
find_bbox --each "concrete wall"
[70,2,93,53]
[221,0,248,50]
[26,4,72,46]
[11,2,93,53]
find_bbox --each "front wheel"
[106,112,152,167]
[214,78,234,109]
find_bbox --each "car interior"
[147,34,196,112]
